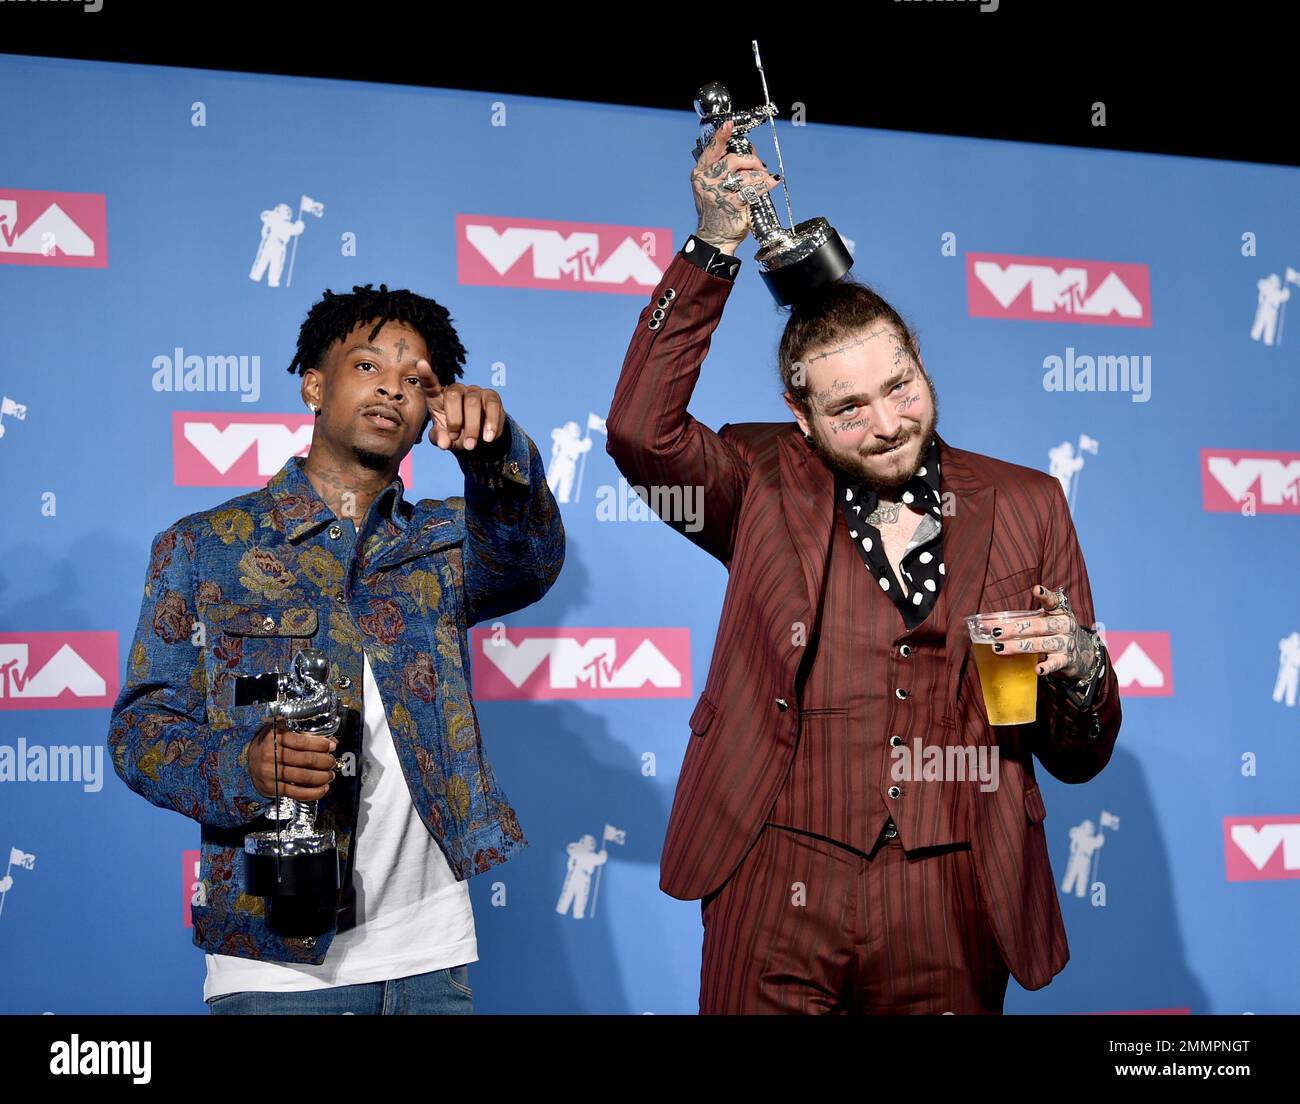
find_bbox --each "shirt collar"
[266,454,409,542]
[834,434,942,521]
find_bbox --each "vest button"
[328,523,343,539]
[888,786,903,799]
[775,698,789,711]
[895,688,909,700]
[335,591,347,604]
[301,936,317,949]
[889,735,903,748]
[261,615,276,631]
[335,675,351,688]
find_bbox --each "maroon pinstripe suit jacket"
[606,252,1122,991]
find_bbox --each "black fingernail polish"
[993,643,1004,652]
[992,627,1002,637]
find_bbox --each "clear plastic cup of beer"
[965,609,1043,726]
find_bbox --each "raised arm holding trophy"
[605,41,1121,1014]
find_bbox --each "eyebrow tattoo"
[820,367,916,413]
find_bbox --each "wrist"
[693,230,739,255]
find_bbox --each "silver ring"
[1054,587,1072,615]
[721,172,744,193]
[740,184,760,203]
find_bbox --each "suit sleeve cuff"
[681,235,742,282]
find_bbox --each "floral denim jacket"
[108,413,564,965]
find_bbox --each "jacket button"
[656,296,669,308]
[335,591,346,604]
[899,644,912,657]
[888,786,903,799]
[301,936,316,949]
[895,688,909,700]
[664,288,676,300]
[652,307,666,321]
[648,318,662,330]
[328,524,342,539]
[775,698,789,711]
[335,675,351,688]
[261,615,276,631]
[889,735,903,748]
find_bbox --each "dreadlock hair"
[777,278,922,416]
[287,284,467,433]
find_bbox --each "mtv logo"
[456,214,670,294]
[0,633,119,710]
[0,188,108,269]
[470,627,691,699]
[173,411,413,486]
[966,252,1151,327]
[1224,816,1300,881]
[1103,631,1174,697]
[1201,448,1300,514]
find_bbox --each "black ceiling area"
[3,1,1293,168]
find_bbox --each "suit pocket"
[1024,782,1047,825]
[688,692,718,737]
[981,566,1037,612]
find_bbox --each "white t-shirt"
[204,652,477,999]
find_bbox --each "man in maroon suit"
[605,119,1121,1014]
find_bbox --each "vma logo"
[0,188,108,268]
[967,252,1151,327]
[1224,815,1300,881]
[173,411,412,486]
[470,627,690,699]
[1201,448,1300,514]
[1105,631,1174,697]
[456,215,670,294]
[0,633,119,710]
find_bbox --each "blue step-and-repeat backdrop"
[1,53,1297,1014]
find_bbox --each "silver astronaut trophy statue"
[693,41,853,306]
[235,647,342,938]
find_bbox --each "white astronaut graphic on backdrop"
[248,196,324,288]
[1061,814,1118,899]
[548,422,593,504]
[1048,434,1098,515]
[556,834,608,919]
[1274,631,1300,707]
[1250,271,1294,347]
[249,203,303,287]
[556,825,626,920]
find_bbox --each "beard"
[805,370,940,493]
[351,443,399,472]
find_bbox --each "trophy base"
[756,217,854,306]
[244,847,340,938]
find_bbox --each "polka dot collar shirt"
[833,435,945,631]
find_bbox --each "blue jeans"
[205,965,474,1014]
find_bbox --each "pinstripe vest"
[767,495,972,853]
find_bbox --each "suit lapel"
[776,428,994,711]
[933,437,995,712]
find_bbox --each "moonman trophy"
[235,647,342,938]
[693,41,854,306]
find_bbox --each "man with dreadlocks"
[109,283,565,1014]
